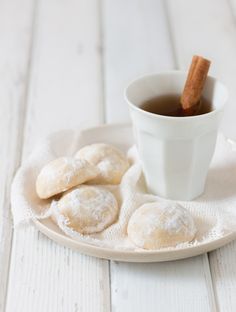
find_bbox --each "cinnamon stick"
[180,55,211,116]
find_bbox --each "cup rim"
[124,70,228,121]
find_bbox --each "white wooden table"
[1,1,236,311]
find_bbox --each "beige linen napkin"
[11,129,236,250]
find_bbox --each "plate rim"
[33,218,236,262]
[29,123,236,262]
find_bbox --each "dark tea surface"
[140,94,212,117]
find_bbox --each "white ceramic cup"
[125,71,228,200]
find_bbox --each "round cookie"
[56,185,118,234]
[36,157,99,199]
[75,143,129,184]
[127,202,196,249]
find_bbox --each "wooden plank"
[22,0,104,156]
[103,0,215,311]
[102,0,175,122]
[0,1,35,311]
[208,1,236,311]
[209,242,236,312]
[166,0,236,311]
[166,0,236,138]
[6,1,110,311]
[111,255,216,312]
[7,228,110,312]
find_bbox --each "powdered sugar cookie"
[55,185,118,234]
[75,143,129,184]
[127,202,196,249]
[36,157,99,199]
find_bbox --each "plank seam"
[227,0,236,23]
[4,1,39,310]
[21,0,41,152]
[205,253,219,312]
[98,0,106,124]
[163,0,179,69]
[108,260,112,312]
[99,1,111,311]
[1,183,14,312]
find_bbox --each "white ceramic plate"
[33,123,236,262]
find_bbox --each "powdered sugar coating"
[75,143,130,184]
[127,202,196,249]
[36,157,99,199]
[56,185,119,234]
